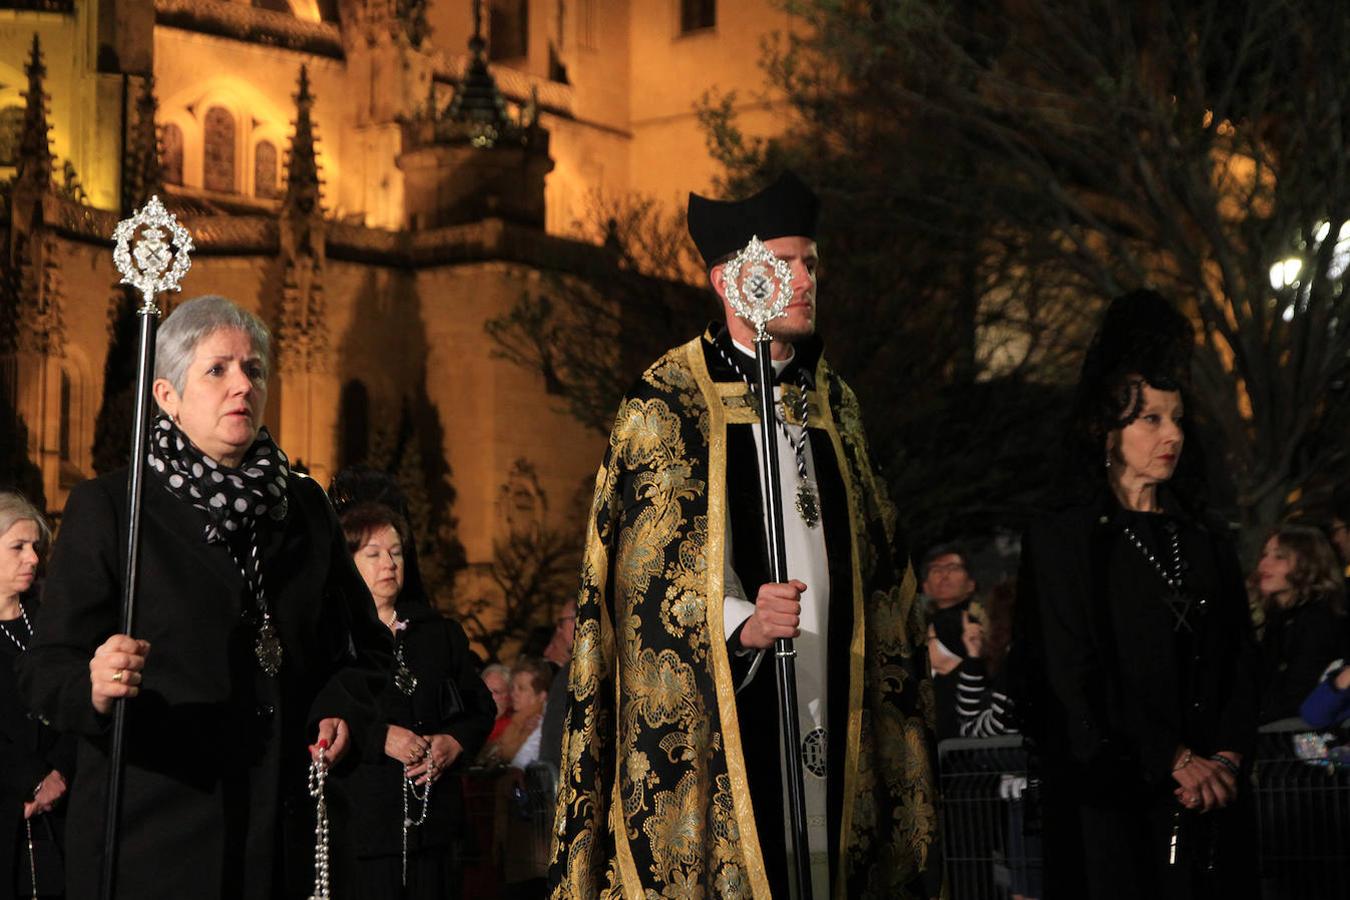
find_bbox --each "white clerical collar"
[731,338,793,375]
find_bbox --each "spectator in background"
[956,578,1042,900]
[482,663,513,744]
[957,578,1018,738]
[1325,487,1350,575]
[1300,657,1350,730]
[539,600,577,773]
[1249,525,1349,723]
[478,657,552,769]
[923,544,983,741]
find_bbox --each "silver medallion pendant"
[255,619,284,676]
[796,481,821,528]
[394,660,419,696]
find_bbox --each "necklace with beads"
[383,609,419,695]
[0,602,32,651]
[1119,519,1204,632]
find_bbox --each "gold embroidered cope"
[548,334,940,899]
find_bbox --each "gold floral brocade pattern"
[548,337,940,899]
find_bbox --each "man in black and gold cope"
[548,172,941,899]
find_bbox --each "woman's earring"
[1105,448,1113,470]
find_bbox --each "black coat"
[1258,598,1349,724]
[341,600,495,859]
[1014,498,1260,899]
[2,594,75,900]
[16,470,393,900]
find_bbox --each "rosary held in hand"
[308,740,331,900]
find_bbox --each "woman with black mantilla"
[17,295,392,899]
[1015,290,1260,898]
[334,498,495,899]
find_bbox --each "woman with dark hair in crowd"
[17,295,392,899]
[0,493,74,900]
[336,498,495,899]
[1248,525,1348,723]
[957,578,1017,738]
[1015,290,1260,898]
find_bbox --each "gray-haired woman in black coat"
[18,295,392,899]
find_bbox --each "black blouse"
[1017,499,1260,793]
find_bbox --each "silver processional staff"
[102,196,193,900]
[723,234,813,900]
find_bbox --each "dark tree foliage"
[91,288,140,475]
[699,0,1350,549]
[484,191,715,434]
[364,397,468,608]
[455,458,581,661]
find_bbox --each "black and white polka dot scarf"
[147,413,290,545]
[147,413,291,675]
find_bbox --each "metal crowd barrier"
[938,736,1040,900]
[938,722,1350,900]
[1252,719,1349,900]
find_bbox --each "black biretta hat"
[687,170,820,268]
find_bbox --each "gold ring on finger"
[113,669,125,683]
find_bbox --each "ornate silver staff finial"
[723,235,795,341]
[112,195,194,315]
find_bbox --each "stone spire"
[121,75,164,214]
[284,65,323,218]
[276,65,329,376]
[15,34,54,192]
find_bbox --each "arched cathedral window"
[0,105,24,166]
[58,368,72,463]
[255,140,279,199]
[680,0,715,33]
[203,106,236,193]
[489,0,529,60]
[161,123,184,185]
[339,380,370,467]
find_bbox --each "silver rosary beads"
[307,742,331,900]
[401,762,434,886]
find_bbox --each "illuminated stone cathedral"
[0,0,790,617]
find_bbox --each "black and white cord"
[0,603,32,651]
[712,339,813,487]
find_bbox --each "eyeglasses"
[926,562,967,575]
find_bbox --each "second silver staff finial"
[723,235,794,341]
[112,195,194,316]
